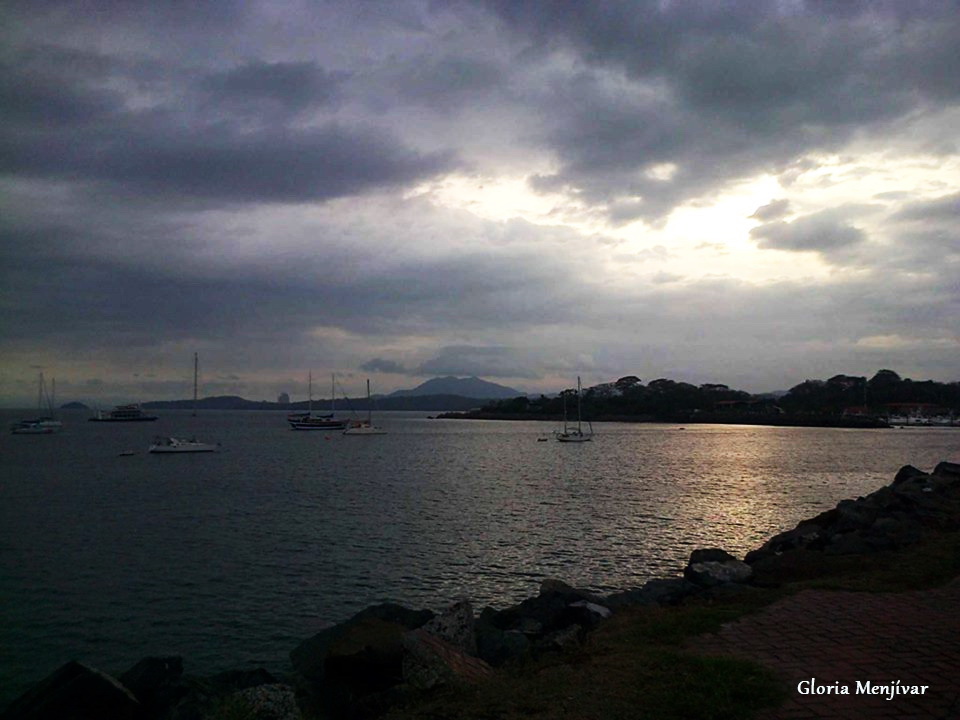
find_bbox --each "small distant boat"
[12,373,62,434]
[148,436,218,453]
[288,372,348,430]
[556,376,593,443]
[343,379,387,435]
[89,404,158,422]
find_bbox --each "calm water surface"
[1,409,957,702]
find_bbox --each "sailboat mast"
[331,373,335,415]
[308,372,313,415]
[577,376,582,433]
[37,372,44,411]
[192,352,198,417]
[367,379,372,424]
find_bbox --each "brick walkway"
[688,578,960,719]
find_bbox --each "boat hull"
[343,425,387,435]
[556,434,592,442]
[288,418,348,430]
[11,424,56,435]
[89,416,158,422]
[148,445,217,453]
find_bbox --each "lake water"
[1,409,957,704]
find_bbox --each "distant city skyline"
[1,2,958,407]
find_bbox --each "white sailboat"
[11,373,62,434]
[343,379,387,435]
[150,353,218,452]
[288,373,348,430]
[556,376,593,442]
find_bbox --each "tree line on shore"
[481,369,960,420]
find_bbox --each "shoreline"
[5,461,958,719]
[435,410,892,428]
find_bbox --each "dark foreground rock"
[745,461,960,575]
[1,661,142,720]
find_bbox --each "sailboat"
[288,373,348,430]
[149,353,218,453]
[343,379,387,435]
[11,373,62,434]
[556,376,593,442]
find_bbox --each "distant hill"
[142,394,487,412]
[60,401,89,410]
[389,376,522,399]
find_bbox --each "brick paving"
[688,578,960,719]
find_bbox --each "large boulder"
[118,656,185,713]
[1,661,142,720]
[605,578,699,609]
[420,599,476,655]
[289,603,433,685]
[683,548,752,587]
[474,607,531,666]
[401,628,492,690]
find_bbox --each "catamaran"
[556,376,593,442]
[288,373,348,430]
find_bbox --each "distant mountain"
[389,376,523,399]
[142,394,488,412]
[60,401,89,410]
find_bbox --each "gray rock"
[229,684,301,720]
[401,628,492,690]
[475,607,531,666]
[894,464,928,485]
[289,603,433,684]
[684,559,753,587]
[933,461,960,480]
[421,599,476,655]
[538,625,583,653]
[604,578,699,609]
[688,548,738,564]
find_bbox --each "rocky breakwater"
[4,461,958,720]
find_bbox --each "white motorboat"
[556,376,593,442]
[343,379,387,435]
[148,436,218,453]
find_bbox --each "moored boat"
[148,436,218,453]
[343,379,387,435]
[89,404,158,422]
[288,372,348,430]
[13,373,62,433]
[556,376,593,443]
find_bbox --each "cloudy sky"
[2,1,958,406]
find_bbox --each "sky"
[1,0,958,406]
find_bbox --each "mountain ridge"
[388,376,522,399]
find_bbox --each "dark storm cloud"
[894,192,960,222]
[751,212,866,255]
[478,0,960,221]
[416,346,541,378]
[360,358,409,374]
[200,61,347,113]
[0,47,457,205]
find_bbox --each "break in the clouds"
[0,0,958,405]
